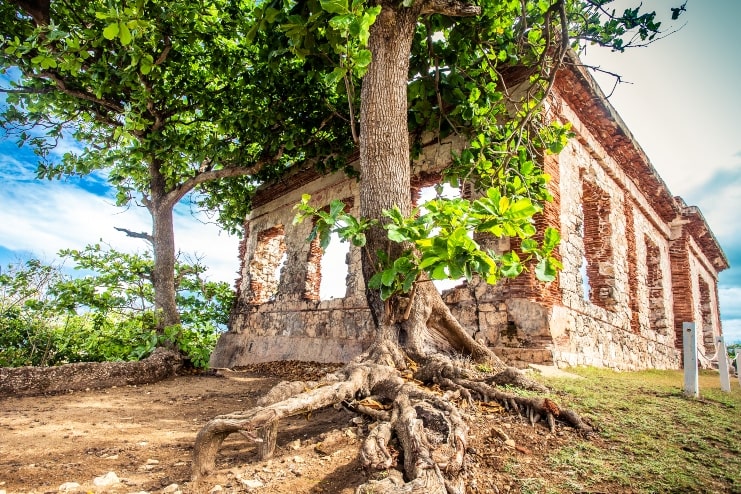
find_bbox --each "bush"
[0,248,233,369]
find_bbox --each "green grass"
[543,368,741,494]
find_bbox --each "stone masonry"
[210,55,729,371]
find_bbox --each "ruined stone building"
[210,60,729,371]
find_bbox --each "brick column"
[669,231,693,352]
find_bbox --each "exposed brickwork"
[625,202,639,332]
[247,225,287,304]
[555,61,677,224]
[213,58,727,371]
[582,180,616,311]
[670,232,693,351]
[303,237,323,301]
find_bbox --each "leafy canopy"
[293,0,678,299]
[0,0,354,231]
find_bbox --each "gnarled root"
[192,362,395,479]
[193,351,591,491]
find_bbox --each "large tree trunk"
[151,200,181,330]
[359,2,499,367]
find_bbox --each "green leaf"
[418,256,441,270]
[381,268,396,287]
[354,49,372,68]
[103,22,119,40]
[324,66,346,87]
[387,226,408,243]
[118,23,132,45]
[368,272,383,290]
[139,54,153,74]
[320,0,349,15]
[535,258,557,282]
[543,227,560,252]
[508,198,537,219]
[430,265,448,280]
[329,199,345,218]
[329,14,354,32]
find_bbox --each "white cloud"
[687,176,741,243]
[0,176,240,285]
[722,319,741,345]
[719,287,741,344]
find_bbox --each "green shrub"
[0,247,233,369]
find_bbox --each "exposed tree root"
[193,275,591,490]
[192,347,592,491]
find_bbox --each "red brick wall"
[625,202,639,331]
[670,232,693,351]
[582,180,616,311]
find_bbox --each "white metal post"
[717,336,731,392]
[683,322,699,398]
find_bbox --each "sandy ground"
[0,364,580,494]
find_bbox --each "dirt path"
[0,365,578,494]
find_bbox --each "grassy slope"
[541,368,741,493]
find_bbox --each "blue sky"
[1,1,739,343]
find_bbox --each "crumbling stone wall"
[213,62,727,371]
[211,140,464,367]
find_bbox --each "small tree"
[0,258,65,366]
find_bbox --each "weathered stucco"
[211,56,728,371]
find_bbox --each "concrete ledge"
[210,333,372,368]
[493,347,554,369]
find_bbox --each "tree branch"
[30,71,125,115]
[419,0,480,17]
[163,154,281,208]
[114,227,154,245]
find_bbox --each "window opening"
[304,200,354,301]
[576,204,590,300]
[417,183,466,293]
[319,232,350,300]
[581,181,616,310]
[248,225,286,304]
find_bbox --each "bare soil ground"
[0,363,582,494]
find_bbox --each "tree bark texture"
[148,158,181,331]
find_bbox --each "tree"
[193,0,678,491]
[0,0,352,331]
